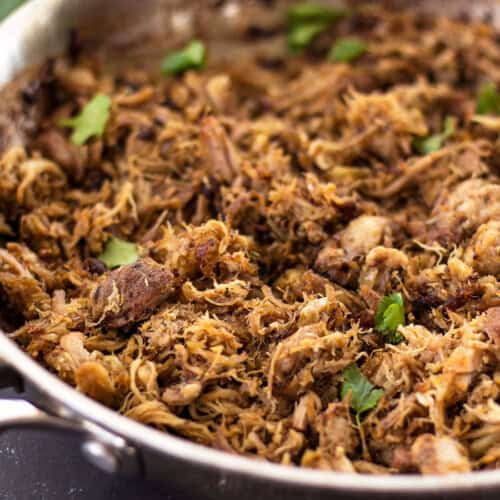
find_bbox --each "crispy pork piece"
[411,435,471,474]
[90,258,176,329]
[427,180,500,247]
[315,215,390,287]
[464,220,500,276]
[483,307,500,345]
[75,361,119,407]
[200,116,239,184]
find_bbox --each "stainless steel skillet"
[0,1,499,498]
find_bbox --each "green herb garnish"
[329,37,367,62]
[341,364,383,458]
[414,116,456,155]
[288,3,347,25]
[161,40,206,75]
[341,364,384,418]
[98,237,139,269]
[476,82,500,115]
[286,3,348,52]
[59,94,111,146]
[374,292,405,344]
[0,0,27,22]
[288,22,330,52]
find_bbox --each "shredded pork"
[0,3,499,475]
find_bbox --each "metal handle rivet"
[81,440,119,474]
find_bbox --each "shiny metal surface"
[1,1,500,498]
[0,399,49,428]
[81,441,121,475]
[0,395,141,477]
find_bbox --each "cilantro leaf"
[329,37,367,62]
[288,3,347,25]
[414,116,456,155]
[286,3,348,52]
[288,21,330,52]
[476,82,500,115]
[341,365,384,417]
[98,237,139,269]
[375,292,405,344]
[59,94,111,146]
[161,40,206,75]
[0,0,27,22]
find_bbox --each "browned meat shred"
[0,3,499,475]
[90,258,176,328]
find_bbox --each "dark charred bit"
[20,79,42,106]
[80,168,108,191]
[83,257,107,276]
[137,126,155,141]
[90,258,176,329]
[256,57,285,71]
[208,0,225,8]
[410,293,443,315]
[441,287,478,311]
[359,309,375,329]
[0,284,24,332]
[67,29,84,63]
[337,199,358,223]
[255,0,276,7]
[20,59,56,108]
[200,176,220,200]
[245,25,281,40]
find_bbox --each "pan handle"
[0,364,142,477]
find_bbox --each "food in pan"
[0,2,499,475]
